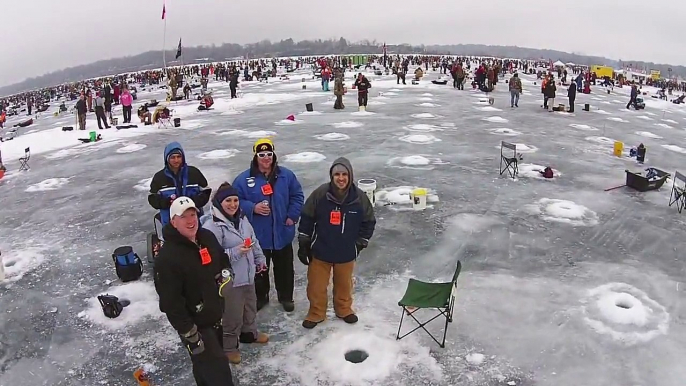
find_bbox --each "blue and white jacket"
[148,142,211,226]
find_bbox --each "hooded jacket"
[232,157,304,250]
[120,90,133,107]
[200,206,266,287]
[298,157,376,264]
[154,225,231,335]
[148,142,211,226]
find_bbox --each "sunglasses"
[257,152,273,158]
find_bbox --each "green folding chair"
[396,260,461,348]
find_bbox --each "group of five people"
[148,138,376,385]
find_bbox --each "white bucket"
[410,188,428,210]
[0,252,5,281]
[357,179,377,206]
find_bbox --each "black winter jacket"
[154,225,231,335]
[353,77,372,94]
[298,157,376,264]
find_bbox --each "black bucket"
[305,103,313,112]
[584,103,590,111]
[112,246,142,282]
[174,118,181,127]
[637,146,646,163]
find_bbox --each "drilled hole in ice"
[615,300,633,309]
[344,349,369,364]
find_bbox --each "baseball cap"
[170,196,198,219]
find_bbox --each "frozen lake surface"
[1,66,686,386]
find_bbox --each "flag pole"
[163,19,167,70]
[162,1,167,71]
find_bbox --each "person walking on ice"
[509,73,522,108]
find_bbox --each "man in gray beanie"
[296,157,376,329]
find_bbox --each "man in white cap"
[154,196,236,386]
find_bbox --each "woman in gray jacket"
[201,182,269,365]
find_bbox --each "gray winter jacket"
[201,206,266,287]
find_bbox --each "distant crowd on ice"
[1,54,684,175]
[1,54,684,129]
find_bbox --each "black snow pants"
[357,92,368,107]
[255,244,294,310]
[186,326,235,386]
[122,105,132,123]
[95,107,109,129]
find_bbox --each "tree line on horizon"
[2,37,684,96]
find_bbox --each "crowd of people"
[149,138,376,385]
[3,51,686,385]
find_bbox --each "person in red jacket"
[321,66,332,91]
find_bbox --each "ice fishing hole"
[616,298,633,309]
[344,349,369,363]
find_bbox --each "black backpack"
[98,294,125,318]
[112,246,143,282]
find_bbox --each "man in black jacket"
[353,73,371,111]
[297,157,376,329]
[567,82,577,113]
[154,196,235,386]
[75,93,87,130]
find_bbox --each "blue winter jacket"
[232,161,304,250]
[148,142,211,226]
[200,207,266,287]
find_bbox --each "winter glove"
[355,238,369,256]
[182,326,205,355]
[297,234,312,266]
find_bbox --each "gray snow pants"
[221,283,258,353]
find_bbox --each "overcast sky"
[1,0,683,87]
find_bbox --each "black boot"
[239,332,255,344]
[256,298,269,311]
[280,301,295,312]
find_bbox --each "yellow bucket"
[412,188,427,197]
[613,141,624,157]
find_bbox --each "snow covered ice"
[196,149,240,160]
[2,64,686,386]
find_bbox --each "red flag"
[162,3,166,19]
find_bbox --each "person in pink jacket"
[120,88,133,123]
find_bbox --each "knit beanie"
[167,148,182,163]
[213,182,239,207]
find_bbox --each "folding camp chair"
[499,141,519,179]
[669,170,686,213]
[396,260,461,348]
[19,147,30,171]
[157,108,173,129]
